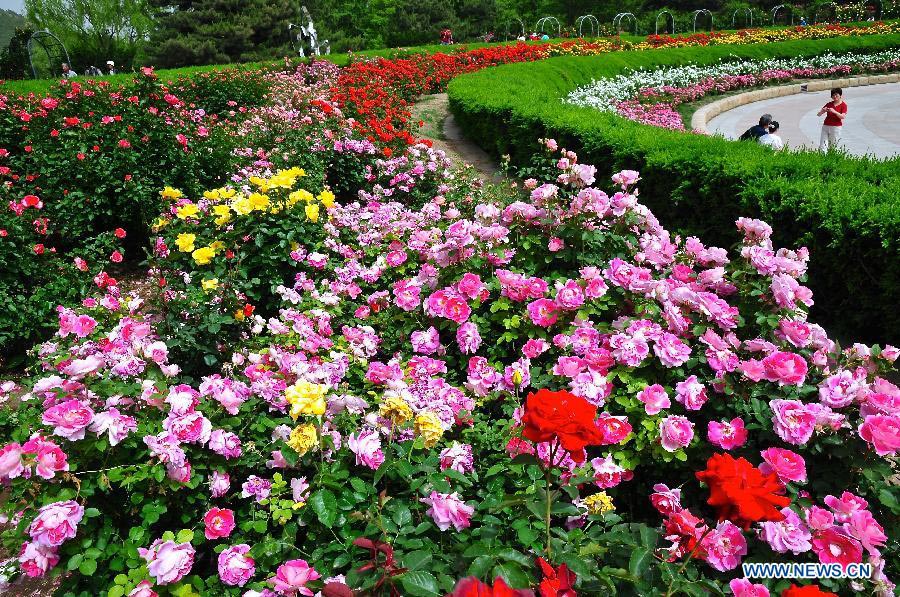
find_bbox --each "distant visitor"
[739,113,773,141]
[758,120,784,150]
[106,60,117,75]
[817,87,847,151]
[61,63,77,78]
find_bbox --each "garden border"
[692,72,900,132]
[447,34,900,344]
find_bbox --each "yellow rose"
[192,246,215,265]
[176,203,200,220]
[317,190,335,208]
[203,189,221,201]
[414,412,444,448]
[379,396,413,425]
[583,492,615,516]
[286,424,318,455]
[175,233,196,253]
[288,189,314,206]
[248,193,270,212]
[212,204,232,226]
[160,186,183,200]
[285,381,328,419]
[234,309,246,321]
[305,203,319,222]
[202,278,218,291]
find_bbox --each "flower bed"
[566,49,900,130]
[1,136,898,596]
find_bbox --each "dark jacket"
[739,124,769,141]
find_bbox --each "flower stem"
[663,526,713,597]
[544,464,553,559]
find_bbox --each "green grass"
[446,33,900,343]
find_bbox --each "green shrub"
[447,34,900,343]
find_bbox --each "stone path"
[706,82,900,159]
[410,93,505,183]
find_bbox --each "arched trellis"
[655,10,675,35]
[771,4,793,25]
[692,9,714,32]
[866,0,882,19]
[535,16,561,38]
[613,12,638,35]
[576,14,599,37]
[732,7,753,28]
[505,17,525,40]
[27,30,70,79]
[813,2,837,24]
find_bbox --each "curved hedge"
[447,34,900,344]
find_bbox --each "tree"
[0,26,34,80]
[146,0,299,68]
[25,0,153,71]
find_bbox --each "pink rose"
[522,338,550,358]
[759,447,806,483]
[411,326,441,355]
[770,399,816,445]
[210,471,230,498]
[218,544,255,586]
[760,507,811,554]
[659,415,694,452]
[209,429,242,459]
[843,510,887,555]
[0,442,25,480]
[596,413,632,445]
[456,273,486,300]
[442,295,471,324]
[653,333,691,368]
[18,541,59,578]
[455,322,482,354]
[139,539,195,585]
[23,437,69,480]
[89,408,137,446]
[527,298,558,327]
[858,414,900,456]
[729,578,770,597]
[127,580,158,597]
[707,418,748,450]
[675,376,708,411]
[805,506,834,531]
[811,528,862,568]
[27,500,84,547]
[554,279,584,310]
[701,520,747,571]
[347,428,385,470]
[42,399,95,440]
[762,351,808,386]
[420,491,474,532]
[637,385,670,415]
[650,483,682,515]
[204,507,235,540]
[270,558,320,596]
[163,411,212,445]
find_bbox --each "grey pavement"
[706,83,900,159]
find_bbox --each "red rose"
[695,453,790,529]
[522,389,604,463]
[781,584,837,597]
[114,228,126,238]
[536,558,576,597]
[449,576,534,597]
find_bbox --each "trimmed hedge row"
[447,34,900,344]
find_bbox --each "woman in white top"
[758,121,784,150]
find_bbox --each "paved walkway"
[410,93,504,183]
[706,82,900,159]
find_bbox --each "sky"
[0,0,23,14]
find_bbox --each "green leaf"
[492,562,530,589]
[401,570,441,596]
[79,558,98,575]
[629,547,652,578]
[402,550,433,571]
[176,529,195,543]
[108,587,125,597]
[309,489,338,528]
[496,548,532,567]
[468,555,494,578]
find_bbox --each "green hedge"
[447,34,900,344]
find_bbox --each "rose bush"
[1,137,897,596]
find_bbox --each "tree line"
[0,0,895,77]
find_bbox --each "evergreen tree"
[0,26,34,80]
[147,0,299,68]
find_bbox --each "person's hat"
[106,60,115,66]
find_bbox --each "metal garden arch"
[27,30,70,79]
[576,14,599,37]
[732,7,753,28]
[535,16,561,38]
[613,12,638,35]
[692,9,714,32]
[771,4,793,25]
[655,10,675,35]
[505,18,525,40]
